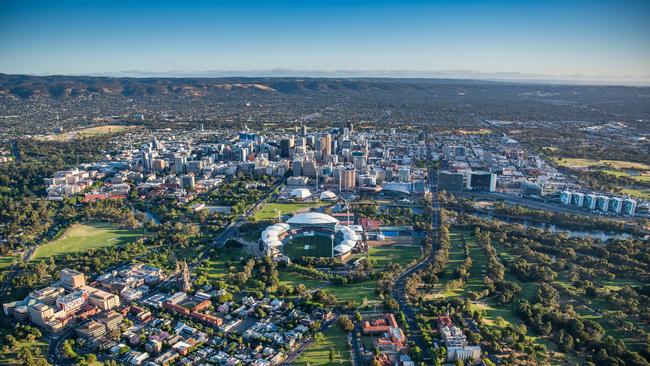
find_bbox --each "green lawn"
[367,243,422,269]
[205,246,250,280]
[621,188,650,199]
[293,326,351,366]
[32,222,144,259]
[551,158,650,170]
[325,280,380,305]
[253,203,324,221]
[284,235,334,258]
[435,231,468,297]
[279,271,329,290]
[0,257,14,270]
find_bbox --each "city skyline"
[1,0,649,83]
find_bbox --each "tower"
[181,261,191,292]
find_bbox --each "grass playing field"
[253,202,323,221]
[550,158,650,170]
[205,247,250,281]
[33,222,144,259]
[367,243,422,269]
[293,326,351,366]
[0,256,14,270]
[283,235,334,258]
[551,158,650,183]
[37,125,136,141]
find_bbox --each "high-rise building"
[292,159,302,177]
[583,194,597,210]
[622,198,636,216]
[466,172,497,192]
[280,137,295,158]
[595,195,609,212]
[88,289,121,311]
[302,160,317,178]
[399,168,411,183]
[141,151,152,173]
[340,167,356,191]
[609,197,623,214]
[320,133,332,157]
[174,155,187,174]
[152,159,167,173]
[570,192,584,207]
[187,160,204,175]
[28,303,54,327]
[30,286,65,307]
[181,174,195,190]
[56,290,88,313]
[60,269,85,291]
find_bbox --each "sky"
[1,0,649,81]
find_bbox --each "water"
[468,212,633,241]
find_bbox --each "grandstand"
[260,212,360,259]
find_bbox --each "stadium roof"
[320,190,337,200]
[287,212,339,225]
[290,188,312,199]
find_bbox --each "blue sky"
[1,0,649,79]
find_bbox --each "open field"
[367,241,422,269]
[253,202,324,221]
[205,246,250,280]
[551,158,650,184]
[33,222,144,259]
[0,256,14,270]
[325,280,380,305]
[293,326,351,366]
[279,271,328,290]
[621,188,650,199]
[36,124,136,141]
[550,158,650,170]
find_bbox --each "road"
[388,159,441,362]
[205,180,285,256]
[281,316,337,365]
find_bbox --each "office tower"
[181,174,195,190]
[280,137,295,158]
[175,155,187,174]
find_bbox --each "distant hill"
[0,74,511,99]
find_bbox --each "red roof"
[436,315,453,328]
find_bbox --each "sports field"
[253,202,323,221]
[367,243,422,269]
[33,222,143,259]
[283,235,334,258]
[0,256,14,270]
[38,125,136,141]
[551,158,650,183]
[293,326,351,366]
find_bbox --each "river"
[468,212,634,241]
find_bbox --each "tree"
[338,315,355,332]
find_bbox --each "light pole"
[331,234,335,258]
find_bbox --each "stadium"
[261,212,360,259]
